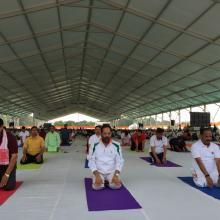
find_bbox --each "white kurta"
[88,140,124,174]
[191,140,220,187]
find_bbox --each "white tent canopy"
[0,0,220,121]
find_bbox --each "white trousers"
[92,172,122,190]
[192,170,219,187]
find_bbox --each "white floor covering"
[0,137,220,220]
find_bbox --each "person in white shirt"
[121,130,131,146]
[88,126,101,149]
[88,124,124,190]
[149,128,168,164]
[19,126,30,146]
[86,126,101,156]
[191,127,220,188]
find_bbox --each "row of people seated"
[21,125,61,164]
[1,117,220,193]
[0,120,62,191]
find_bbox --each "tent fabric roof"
[0,0,220,120]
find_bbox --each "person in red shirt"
[0,118,18,191]
[131,129,146,152]
[39,128,46,140]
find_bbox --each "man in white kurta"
[191,127,220,187]
[87,126,101,159]
[88,124,124,190]
[45,126,61,152]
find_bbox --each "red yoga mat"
[0,181,23,206]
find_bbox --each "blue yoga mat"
[178,177,220,200]
[85,159,89,168]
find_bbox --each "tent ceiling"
[0,0,220,120]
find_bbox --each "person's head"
[64,124,68,129]
[50,125,55,133]
[21,126,25,131]
[156,128,164,139]
[0,118,4,132]
[137,129,142,136]
[95,125,101,136]
[200,127,212,146]
[101,124,112,145]
[125,130,129,136]
[31,126,38,137]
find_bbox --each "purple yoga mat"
[140,157,182,167]
[84,178,142,211]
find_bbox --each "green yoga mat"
[17,163,42,170]
[17,159,47,170]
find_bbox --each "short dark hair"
[0,118,4,126]
[22,126,25,129]
[200,127,212,135]
[101,124,112,133]
[156,128,164,133]
[95,125,102,129]
[31,126,38,130]
[137,129,142,133]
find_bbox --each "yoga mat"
[84,178,142,211]
[178,177,220,200]
[140,157,182,167]
[47,147,58,152]
[0,181,23,205]
[17,163,42,170]
[85,159,89,168]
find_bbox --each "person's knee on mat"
[92,184,105,190]
[109,183,122,189]
[3,184,16,191]
[20,159,29,164]
[35,159,43,164]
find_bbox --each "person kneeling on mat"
[191,127,220,188]
[0,118,18,191]
[149,128,168,164]
[88,124,124,190]
[20,126,45,164]
[131,129,146,152]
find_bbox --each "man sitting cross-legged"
[191,127,220,188]
[20,126,45,164]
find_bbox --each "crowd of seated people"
[1,118,220,193]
